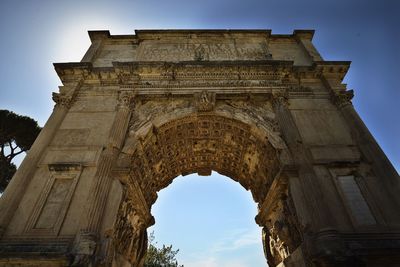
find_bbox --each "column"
[0,89,77,237]
[73,91,133,261]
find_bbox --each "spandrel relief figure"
[269,224,289,261]
[263,192,302,266]
[113,200,148,267]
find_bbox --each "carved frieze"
[136,41,270,61]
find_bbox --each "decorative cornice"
[53,60,350,84]
[314,61,351,81]
[85,29,320,43]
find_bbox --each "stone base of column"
[70,231,98,266]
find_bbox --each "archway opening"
[148,171,266,266]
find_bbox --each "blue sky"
[0,0,399,266]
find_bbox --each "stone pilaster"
[332,90,400,212]
[0,87,78,238]
[272,92,331,231]
[72,91,134,264]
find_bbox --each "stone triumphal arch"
[0,30,400,267]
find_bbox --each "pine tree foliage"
[144,232,184,267]
[0,110,41,192]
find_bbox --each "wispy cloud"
[179,227,263,267]
[184,257,254,267]
[211,227,261,253]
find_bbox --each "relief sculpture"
[138,41,268,61]
[113,198,148,267]
[195,90,216,112]
[263,192,302,266]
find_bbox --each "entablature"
[54,60,349,87]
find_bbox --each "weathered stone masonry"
[0,29,399,267]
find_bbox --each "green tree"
[0,110,41,192]
[144,232,184,267]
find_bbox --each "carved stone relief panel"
[256,177,303,267]
[24,164,82,236]
[129,99,193,134]
[136,38,270,61]
[113,195,148,266]
[219,99,280,138]
[129,96,280,144]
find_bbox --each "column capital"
[118,90,135,110]
[331,90,354,108]
[52,92,74,109]
[272,91,289,108]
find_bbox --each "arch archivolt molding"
[106,88,304,266]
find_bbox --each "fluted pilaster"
[0,87,79,237]
[71,91,134,266]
